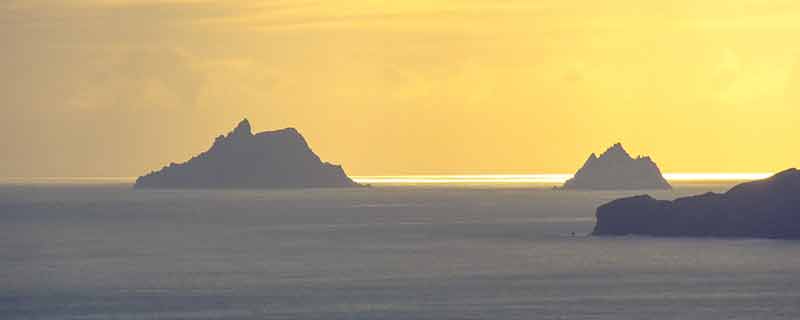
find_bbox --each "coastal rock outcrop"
[593,168,800,239]
[135,119,361,189]
[563,143,671,190]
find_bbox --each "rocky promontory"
[593,168,800,239]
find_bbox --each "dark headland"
[593,168,800,239]
[134,119,361,189]
[562,143,672,190]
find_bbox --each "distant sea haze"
[0,173,773,186]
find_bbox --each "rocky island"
[593,168,800,239]
[135,119,361,189]
[562,143,671,190]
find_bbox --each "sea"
[0,175,798,319]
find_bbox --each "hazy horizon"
[0,172,774,186]
[3,1,800,177]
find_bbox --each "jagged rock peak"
[230,118,253,138]
[600,143,631,160]
[562,143,671,190]
[582,153,599,167]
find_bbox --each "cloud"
[66,48,205,111]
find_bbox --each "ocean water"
[1,181,799,319]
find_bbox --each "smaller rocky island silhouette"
[593,168,800,239]
[135,119,361,189]
[562,143,671,190]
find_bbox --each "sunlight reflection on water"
[352,173,772,185]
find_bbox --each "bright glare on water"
[0,178,797,319]
[352,173,773,185]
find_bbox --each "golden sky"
[1,0,799,176]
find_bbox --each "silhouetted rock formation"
[562,143,671,190]
[593,168,800,239]
[135,119,361,189]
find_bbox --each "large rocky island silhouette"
[135,119,360,189]
[562,143,671,190]
[593,168,800,239]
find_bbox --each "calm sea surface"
[1,179,798,319]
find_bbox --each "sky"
[1,0,799,177]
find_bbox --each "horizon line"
[0,173,775,185]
